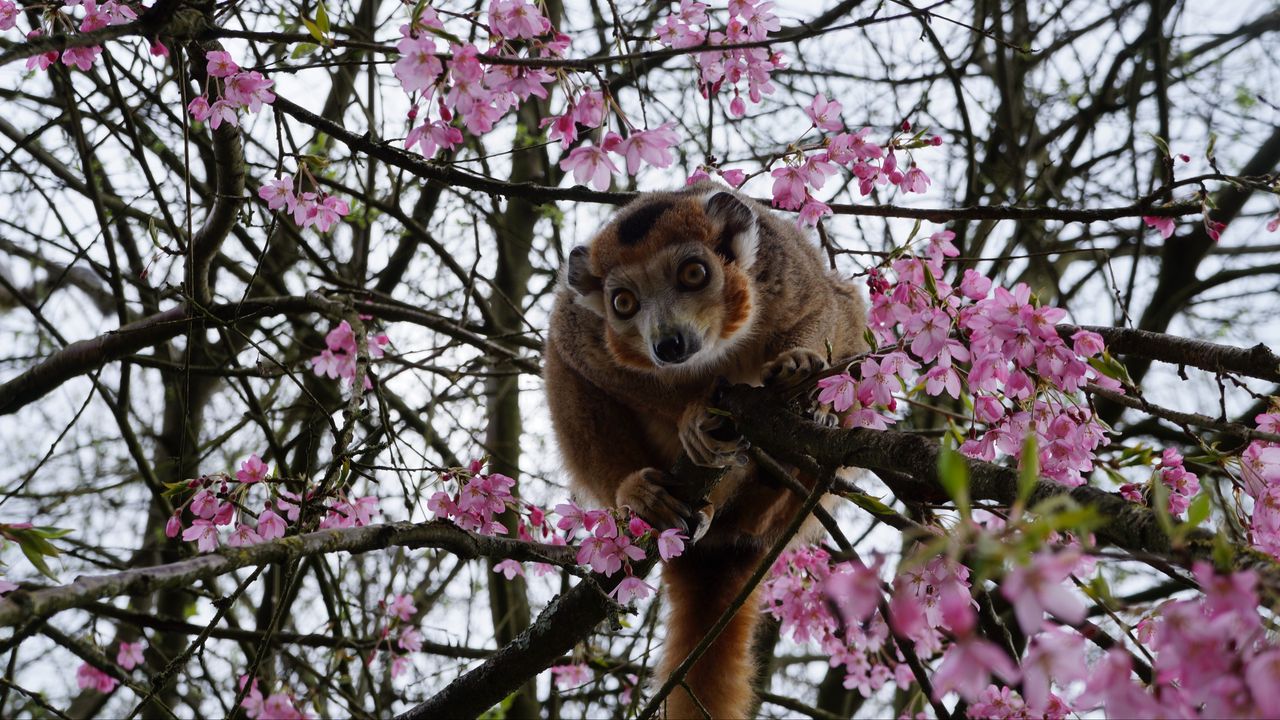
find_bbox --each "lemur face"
[566,189,760,375]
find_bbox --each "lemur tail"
[658,547,764,719]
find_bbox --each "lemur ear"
[565,245,605,315]
[704,191,759,271]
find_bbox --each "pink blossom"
[1142,215,1175,239]
[797,197,832,227]
[657,528,687,561]
[223,71,275,111]
[1247,650,1280,717]
[116,641,146,670]
[213,500,235,526]
[609,575,656,604]
[187,95,212,122]
[572,90,606,127]
[308,195,349,233]
[559,143,618,191]
[1001,551,1085,633]
[494,559,524,579]
[165,514,182,538]
[817,372,857,413]
[259,176,295,211]
[488,0,550,38]
[1021,627,1086,712]
[1078,649,1162,717]
[770,166,808,210]
[1205,217,1226,241]
[226,523,263,547]
[207,99,239,130]
[205,50,239,78]
[262,693,308,720]
[901,166,930,193]
[61,46,101,72]
[541,112,578,149]
[385,594,416,622]
[257,509,286,541]
[932,634,1020,702]
[190,489,219,519]
[182,519,219,552]
[150,41,170,58]
[237,453,269,484]
[804,93,843,132]
[824,559,882,625]
[1267,215,1280,233]
[0,2,16,30]
[76,663,119,693]
[614,123,680,175]
[719,168,747,187]
[405,119,464,157]
[397,626,423,653]
[550,663,591,690]
[1240,441,1280,498]
[393,33,442,94]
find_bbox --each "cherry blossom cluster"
[1238,409,1280,558]
[391,4,691,192]
[654,1,784,117]
[1118,447,1201,515]
[393,4,563,152]
[777,519,1280,717]
[763,104,943,227]
[74,640,147,694]
[371,593,423,679]
[814,228,1118,486]
[187,50,276,130]
[546,662,638,702]
[11,0,143,73]
[306,319,389,389]
[428,460,687,604]
[239,676,312,720]
[165,453,381,553]
[1078,562,1280,718]
[259,175,352,233]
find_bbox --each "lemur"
[545,182,867,719]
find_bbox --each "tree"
[0,0,1278,718]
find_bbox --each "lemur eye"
[611,289,638,318]
[677,260,709,290]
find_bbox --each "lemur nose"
[654,332,698,364]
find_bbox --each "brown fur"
[545,183,868,718]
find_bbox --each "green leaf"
[1146,132,1171,158]
[291,42,319,58]
[1088,351,1134,386]
[1185,492,1211,529]
[1017,434,1039,507]
[937,442,970,519]
[421,23,465,47]
[301,16,325,43]
[315,1,330,34]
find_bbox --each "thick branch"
[0,521,572,628]
[1062,324,1280,383]
[397,460,725,720]
[0,295,538,416]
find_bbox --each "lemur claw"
[616,467,692,533]
[679,403,748,468]
[763,347,829,385]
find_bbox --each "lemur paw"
[616,468,693,533]
[679,403,749,469]
[763,347,828,385]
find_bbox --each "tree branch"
[0,521,574,628]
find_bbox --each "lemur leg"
[658,546,764,720]
[545,345,695,531]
